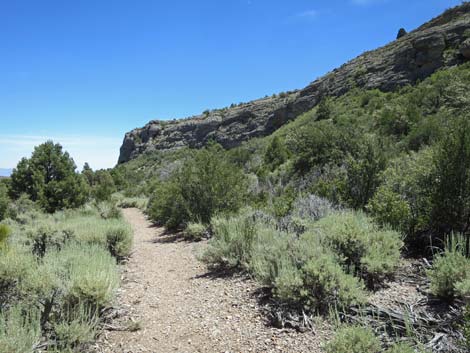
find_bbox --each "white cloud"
[296,10,318,18]
[0,134,122,170]
[351,0,387,5]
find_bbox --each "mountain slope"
[118,3,470,164]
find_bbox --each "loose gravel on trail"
[97,208,330,353]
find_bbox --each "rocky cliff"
[118,3,470,164]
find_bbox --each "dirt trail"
[98,208,329,353]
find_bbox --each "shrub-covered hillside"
[113,61,470,352]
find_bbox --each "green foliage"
[202,211,258,269]
[53,304,99,350]
[204,210,366,312]
[341,136,386,209]
[289,120,355,174]
[0,305,41,353]
[0,224,10,250]
[9,141,89,213]
[106,223,133,259]
[311,211,403,285]
[431,116,470,236]
[316,96,332,121]
[92,170,116,202]
[0,182,9,221]
[325,326,381,353]
[60,243,119,308]
[264,136,289,171]
[184,222,207,241]
[427,237,470,300]
[367,149,434,245]
[147,143,247,228]
[97,201,122,220]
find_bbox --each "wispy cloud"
[0,134,121,170]
[286,9,319,23]
[295,10,318,18]
[351,0,387,5]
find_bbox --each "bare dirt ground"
[96,208,331,353]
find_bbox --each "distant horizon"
[0,0,462,169]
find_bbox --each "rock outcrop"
[118,4,470,164]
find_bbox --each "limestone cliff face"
[118,4,470,164]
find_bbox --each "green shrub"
[431,116,470,237]
[0,183,8,221]
[60,243,119,309]
[147,179,188,230]
[264,136,289,171]
[29,225,74,258]
[341,136,386,209]
[311,211,402,285]
[427,239,470,300]
[117,196,148,209]
[148,143,248,229]
[285,251,365,311]
[0,305,41,353]
[5,194,39,223]
[202,211,258,269]
[0,246,37,294]
[205,211,366,312]
[106,224,133,259]
[0,224,11,250]
[184,222,207,241]
[97,202,122,220]
[53,304,99,350]
[367,149,434,244]
[325,326,381,353]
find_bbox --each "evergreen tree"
[10,141,89,212]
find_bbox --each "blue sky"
[0,0,462,170]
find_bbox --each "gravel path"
[98,208,330,353]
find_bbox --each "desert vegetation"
[107,61,470,352]
[0,142,133,352]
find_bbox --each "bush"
[277,250,365,311]
[28,225,74,258]
[53,304,99,350]
[0,305,41,353]
[0,224,10,250]
[97,202,122,220]
[202,211,258,269]
[116,196,148,209]
[311,211,403,285]
[147,143,247,229]
[58,243,119,309]
[184,222,207,241]
[341,136,386,209]
[106,224,133,259]
[264,136,289,171]
[427,237,470,300]
[431,116,470,237]
[367,149,434,248]
[204,211,366,312]
[325,326,381,353]
[0,183,8,221]
[0,246,37,294]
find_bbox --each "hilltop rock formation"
[118,4,470,164]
